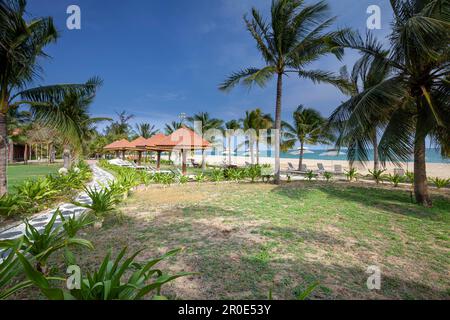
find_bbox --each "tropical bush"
[428,177,450,189]
[17,247,193,300]
[194,173,207,183]
[386,174,405,187]
[226,168,245,182]
[323,172,333,182]
[15,178,58,206]
[76,187,120,217]
[246,165,262,182]
[345,168,359,182]
[305,170,317,181]
[405,171,415,184]
[17,210,93,274]
[177,175,190,184]
[59,211,95,238]
[0,194,27,218]
[368,169,387,184]
[210,169,225,182]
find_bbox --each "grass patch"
[7,163,62,192]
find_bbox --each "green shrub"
[246,165,262,182]
[405,171,414,184]
[345,168,358,182]
[323,172,333,182]
[226,168,245,182]
[59,211,95,238]
[76,187,120,217]
[429,177,450,189]
[0,194,27,217]
[368,169,386,184]
[305,170,317,181]
[17,247,193,300]
[177,175,190,184]
[210,169,224,182]
[194,173,207,183]
[386,174,405,187]
[15,178,58,205]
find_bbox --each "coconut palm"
[0,0,99,194]
[164,121,183,135]
[224,120,241,166]
[34,80,107,168]
[282,106,332,170]
[104,111,134,140]
[333,0,449,206]
[219,0,349,184]
[187,112,224,170]
[329,52,391,171]
[241,109,273,165]
[134,123,158,139]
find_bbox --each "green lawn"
[7,163,62,192]
[29,181,448,300]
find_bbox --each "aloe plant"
[368,169,387,184]
[345,168,358,182]
[17,247,194,300]
[429,177,450,189]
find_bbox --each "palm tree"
[329,53,391,171]
[164,121,183,135]
[220,0,349,184]
[241,109,273,165]
[225,120,241,166]
[187,112,224,170]
[0,0,99,194]
[104,111,134,140]
[34,79,107,168]
[334,0,449,206]
[134,123,158,139]
[282,106,332,170]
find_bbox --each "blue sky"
[27,0,393,133]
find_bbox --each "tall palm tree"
[334,0,449,206]
[164,121,183,135]
[220,0,349,184]
[329,53,391,171]
[241,109,273,165]
[0,0,99,194]
[282,106,332,170]
[135,123,158,139]
[34,79,107,168]
[104,111,134,140]
[187,112,224,170]
[225,120,241,166]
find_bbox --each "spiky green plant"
[305,170,317,181]
[323,172,333,182]
[429,177,450,189]
[368,169,387,184]
[345,168,359,182]
[0,194,27,217]
[210,169,225,183]
[386,174,405,187]
[59,211,95,238]
[17,247,194,300]
[246,165,262,183]
[15,178,58,205]
[76,187,120,217]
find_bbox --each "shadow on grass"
[271,182,450,221]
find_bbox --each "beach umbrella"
[290,149,314,155]
[320,150,346,157]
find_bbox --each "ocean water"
[209,149,449,164]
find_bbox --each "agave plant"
[76,187,120,217]
[17,210,93,274]
[429,177,450,189]
[15,178,59,205]
[386,174,405,187]
[345,168,359,182]
[323,172,333,182]
[368,169,387,184]
[0,194,28,217]
[17,247,194,300]
[305,170,317,181]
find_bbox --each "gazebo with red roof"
[151,127,210,174]
[103,139,135,159]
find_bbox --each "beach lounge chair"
[287,163,307,174]
[334,165,343,175]
[317,163,326,174]
[394,168,405,176]
[190,159,200,168]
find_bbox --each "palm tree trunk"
[0,112,8,195]
[228,135,232,166]
[256,139,260,165]
[250,141,255,165]
[50,144,55,163]
[201,149,206,171]
[373,133,379,171]
[274,73,283,184]
[63,144,71,169]
[8,141,14,164]
[414,112,431,206]
[24,143,28,164]
[298,141,305,171]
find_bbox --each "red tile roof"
[156,127,210,149]
[143,133,168,147]
[103,139,135,150]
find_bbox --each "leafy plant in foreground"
[15,178,58,205]
[17,247,194,300]
[194,173,207,183]
[345,168,358,182]
[0,194,27,218]
[246,165,262,183]
[76,187,120,217]
[210,169,224,183]
[305,170,317,181]
[59,211,95,238]
[323,172,333,182]
[386,174,405,187]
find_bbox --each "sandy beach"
[184,155,450,179]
